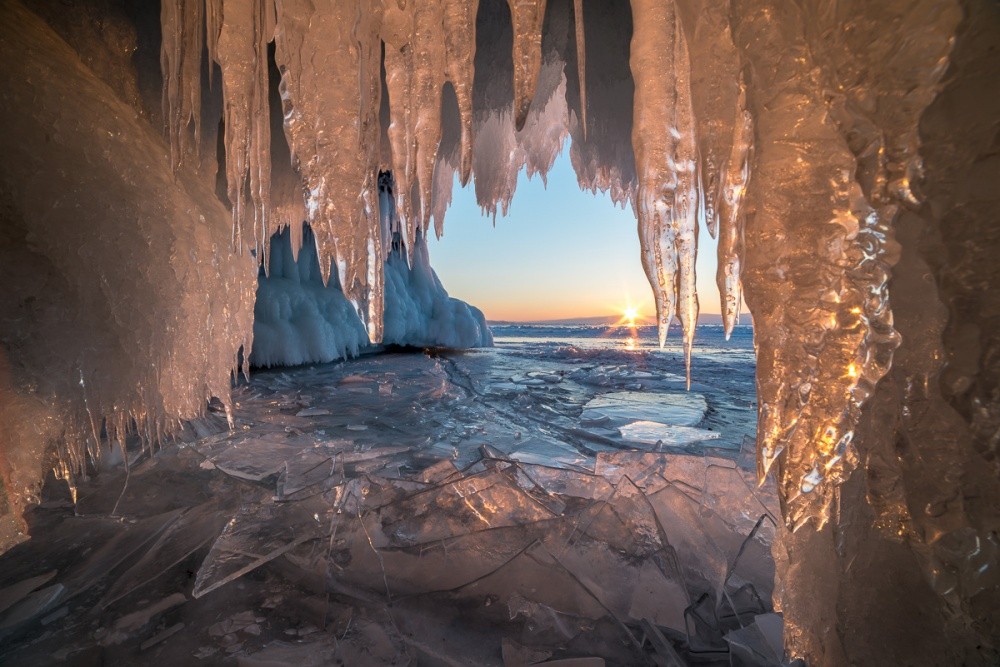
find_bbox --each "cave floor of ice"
[0,344,780,666]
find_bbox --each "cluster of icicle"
[160,0,749,378]
[158,0,957,528]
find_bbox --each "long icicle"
[507,0,548,131]
[573,0,587,140]
[717,80,752,339]
[629,0,700,385]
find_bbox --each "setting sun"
[623,305,639,326]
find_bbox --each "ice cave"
[0,0,997,664]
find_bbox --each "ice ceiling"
[0,0,998,663]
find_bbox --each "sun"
[623,305,639,327]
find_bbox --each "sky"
[428,148,725,323]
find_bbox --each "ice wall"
[0,1,256,544]
[252,220,492,368]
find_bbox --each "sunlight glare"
[623,305,639,327]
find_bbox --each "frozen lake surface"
[0,324,778,666]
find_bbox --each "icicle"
[382,0,418,260]
[383,1,477,256]
[215,0,273,258]
[507,0,547,131]
[629,0,700,383]
[730,0,958,529]
[672,20,699,389]
[717,81,752,339]
[573,0,586,141]
[443,0,479,186]
[673,0,741,240]
[274,0,385,341]
[411,3,449,249]
[160,0,203,169]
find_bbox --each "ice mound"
[251,226,491,367]
[251,227,370,368]
[382,232,493,351]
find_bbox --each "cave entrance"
[236,143,772,665]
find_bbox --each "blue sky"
[428,148,724,322]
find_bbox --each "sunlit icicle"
[215,0,273,259]
[507,0,548,131]
[717,81,752,339]
[672,19,699,389]
[673,0,741,240]
[573,0,587,141]
[443,0,479,186]
[629,0,700,384]
[382,1,418,261]
[273,0,385,341]
[412,2,449,249]
[160,0,203,169]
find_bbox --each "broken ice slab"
[646,483,736,598]
[502,436,591,470]
[343,521,546,597]
[627,561,689,632]
[703,464,778,534]
[596,451,699,494]
[619,421,720,448]
[237,639,340,667]
[578,477,666,554]
[277,451,337,498]
[193,497,332,598]
[295,407,330,417]
[518,464,615,501]
[140,622,185,651]
[416,459,462,484]
[102,592,187,645]
[0,570,56,616]
[100,502,229,608]
[502,637,553,666]
[723,613,783,666]
[582,391,706,426]
[378,468,557,547]
[0,583,65,633]
[546,519,688,635]
[59,509,185,601]
[722,516,777,622]
[208,437,304,482]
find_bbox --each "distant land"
[488,313,753,326]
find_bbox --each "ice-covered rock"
[252,224,491,368]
